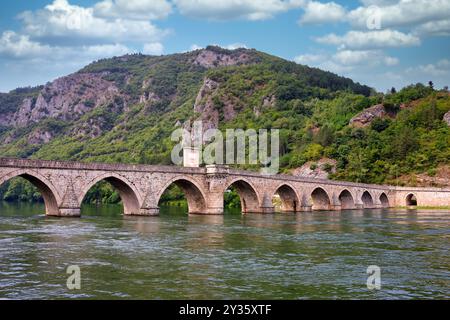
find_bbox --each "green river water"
[0,202,448,299]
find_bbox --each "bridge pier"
[137,208,160,216]
[373,198,383,209]
[255,206,276,214]
[57,207,81,217]
[204,190,225,215]
[330,204,342,211]
[203,207,225,215]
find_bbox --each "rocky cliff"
[444,110,450,126]
[349,104,387,127]
[2,73,126,128]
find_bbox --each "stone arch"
[0,169,61,216]
[272,183,301,212]
[79,173,142,215]
[338,189,355,209]
[225,178,261,213]
[379,192,390,208]
[406,193,417,206]
[157,176,208,214]
[311,187,331,211]
[361,191,374,208]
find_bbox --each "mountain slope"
[0,46,449,192]
[0,46,371,162]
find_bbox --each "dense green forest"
[0,47,449,206]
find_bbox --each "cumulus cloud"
[174,0,305,21]
[414,19,450,36]
[359,0,399,5]
[298,1,346,25]
[406,59,450,77]
[294,49,397,71]
[189,44,204,51]
[294,53,327,64]
[0,30,132,61]
[222,43,248,50]
[18,0,169,44]
[94,0,172,20]
[0,31,52,59]
[373,59,450,91]
[0,37,133,92]
[299,0,450,39]
[347,0,450,30]
[316,29,421,49]
[332,49,398,66]
[142,42,164,55]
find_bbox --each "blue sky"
[1,0,449,93]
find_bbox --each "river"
[0,202,449,299]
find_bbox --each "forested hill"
[0,46,449,195]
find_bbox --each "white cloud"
[78,43,131,56]
[316,29,421,49]
[142,42,164,55]
[298,1,346,25]
[414,19,450,36]
[174,0,305,21]
[0,31,52,59]
[359,0,399,5]
[189,44,204,51]
[94,0,172,20]
[0,38,133,92]
[369,59,450,92]
[315,59,354,74]
[0,30,132,61]
[332,49,398,66]
[18,0,169,44]
[222,43,248,50]
[383,56,399,66]
[347,0,450,30]
[406,59,450,77]
[294,49,397,71]
[294,53,327,64]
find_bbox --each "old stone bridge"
[0,158,449,217]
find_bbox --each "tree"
[428,81,434,89]
[394,126,417,158]
[371,118,390,132]
[314,125,334,146]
